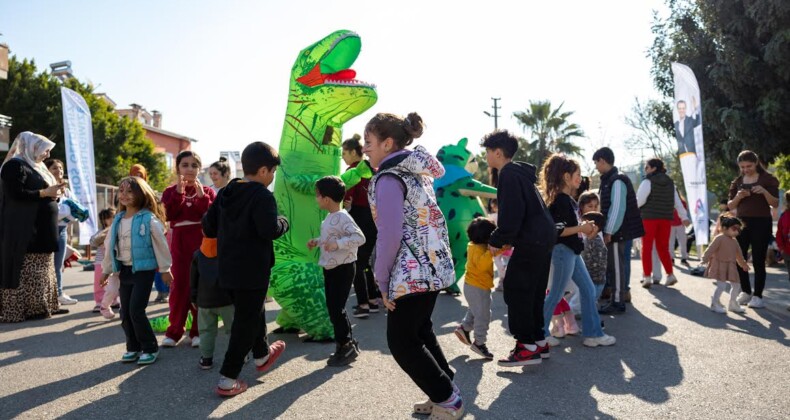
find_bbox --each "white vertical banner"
[61,87,98,244]
[671,63,709,245]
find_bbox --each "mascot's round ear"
[458,138,468,148]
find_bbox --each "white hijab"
[4,131,57,186]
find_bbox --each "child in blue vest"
[102,177,173,366]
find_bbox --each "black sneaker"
[199,356,213,370]
[598,302,626,314]
[352,306,370,319]
[497,342,542,367]
[368,303,380,313]
[454,325,471,345]
[327,340,359,367]
[470,342,494,359]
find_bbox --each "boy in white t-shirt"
[308,176,366,367]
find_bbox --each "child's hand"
[100,274,110,287]
[740,262,750,272]
[323,239,338,252]
[176,176,186,194]
[161,271,174,286]
[382,296,396,311]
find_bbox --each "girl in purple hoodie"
[363,112,463,420]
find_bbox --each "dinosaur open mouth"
[296,33,376,89]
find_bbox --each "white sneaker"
[161,337,178,347]
[583,334,616,347]
[736,292,752,305]
[641,276,652,289]
[710,302,726,313]
[545,336,561,347]
[663,274,678,287]
[191,336,201,348]
[747,296,765,308]
[728,301,746,313]
[58,295,78,305]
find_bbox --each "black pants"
[387,291,454,403]
[349,206,379,305]
[324,263,355,345]
[118,267,157,354]
[737,217,772,298]
[503,247,551,344]
[220,289,269,379]
[606,241,628,304]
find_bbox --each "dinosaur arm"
[457,179,497,199]
[340,160,372,189]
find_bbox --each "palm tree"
[513,100,585,167]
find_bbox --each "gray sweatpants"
[461,283,492,345]
[197,305,235,359]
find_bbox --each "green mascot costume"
[434,138,497,294]
[269,30,377,340]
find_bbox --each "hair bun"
[403,112,424,141]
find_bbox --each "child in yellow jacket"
[454,217,498,359]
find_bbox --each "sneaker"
[550,319,565,338]
[110,303,121,310]
[536,342,551,359]
[100,306,116,320]
[470,342,494,359]
[368,303,380,313]
[161,337,178,347]
[58,295,78,305]
[453,325,471,346]
[430,397,464,419]
[728,301,746,313]
[413,400,433,415]
[497,342,542,367]
[191,336,201,348]
[710,302,727,313]
[582,334,616,347]
[652,277,662,285]
[199,356,213,370]
[545,336,561,347]
[747,296,766,308]
[327,340,360,366]
[121,351,140,363]
[664,274,678,286]
[255,340,286,372]
[681,259,690,266]
[137,352,159,365]
[641,276,652,289]
[352,306,370,319]
[598,302,626,314]
[736,292,752,305]
[216,378,248,397]
[92,305,101,313]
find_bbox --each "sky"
[0,0,668,173]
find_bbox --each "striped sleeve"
[605,180,627,235]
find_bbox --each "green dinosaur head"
[284,30,378,150]
[437,138,476,172]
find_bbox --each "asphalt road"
[1,259,788,419]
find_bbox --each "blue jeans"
[153,272,170,293]
[624,239,633,291]
[54,226,67,296]
[544,244,604,338]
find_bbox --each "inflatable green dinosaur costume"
[434,138,497,293]
[270,30,377,340]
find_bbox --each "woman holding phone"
[0,132,68,322]
[727,150,779,309]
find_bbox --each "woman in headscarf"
[0,132,68,322]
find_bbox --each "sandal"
[216,379,248,397]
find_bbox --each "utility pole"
[483,97,501,130]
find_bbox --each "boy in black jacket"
[190,236,233,370]
[202,141,289,397]
[482,130,557,367]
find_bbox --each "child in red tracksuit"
[777,191,790,284]
[161,151,216,348]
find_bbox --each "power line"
[483,97,501,130]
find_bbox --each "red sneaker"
[538,343,550,359]
[255,340,286,372]
[497,342,542,367]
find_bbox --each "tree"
[0,56,170,191]
[649,0,790,165]
[513,100,584,168]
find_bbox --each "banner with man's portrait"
[671,62,709,245]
